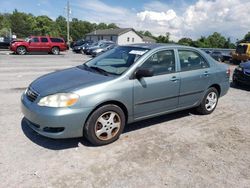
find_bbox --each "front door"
[28,37,40,52]
[133,50,180,120]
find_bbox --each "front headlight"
[236,66,243,71]
[38,93,79,107]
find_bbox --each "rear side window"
[178,50,209,72]
[41,37,48,42]
[50,38,64,43]
[30,38,39,43]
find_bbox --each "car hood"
[30,67,114,96]
[240,62,250,70]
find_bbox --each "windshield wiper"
[89,66,109,76]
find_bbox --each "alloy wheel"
[205,91,217,111]
[94,111,121,141]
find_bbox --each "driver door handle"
[170,76,179,82]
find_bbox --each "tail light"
[226,68,230,77]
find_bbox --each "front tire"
[16,46,27,55]
[84,104,126,146]
[196,87,219,115]
[51,47,60,55]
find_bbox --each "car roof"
[123,43,198,50]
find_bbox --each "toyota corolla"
[21,44,230,145]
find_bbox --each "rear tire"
[51,47,60,55]
[196,87,219,115]
[84,104,125,146]
[16,46,27,55]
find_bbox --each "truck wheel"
[16,46,27,55]
[51,47,60,55]
[84,104,126,146]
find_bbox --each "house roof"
[141,35,156,43]
[86,28,135,36]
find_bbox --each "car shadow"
[21,118,92,150]
[230,82,250,91]
[21,109,193,150]
[10,52,66,55]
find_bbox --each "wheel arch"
[83,100,129,131]
[208,84,221,96]
[16,45,27,51]
[51,46,60,51]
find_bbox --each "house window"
[132,38,134,42]
[101,36,103,40]
[127,37,130,42]
[110,36,113,41]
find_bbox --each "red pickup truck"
[10,36,68,55]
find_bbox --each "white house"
[85,28,155,45]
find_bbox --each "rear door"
[178,49,211,108]
[40,37,50,52]
[28,37,41,52]
[133,49,180,119]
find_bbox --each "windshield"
[25,37,31,42]
[84,46,149,75]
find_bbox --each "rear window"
[50,38,64,43]
[236,45,248,54]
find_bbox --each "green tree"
[33,15,58,36]
[243,32,250,42]
[178,38,193,46]
[206,32,227,48]
[156,32,170,43]
[10,10,33,37]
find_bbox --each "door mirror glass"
[135,68,154,79]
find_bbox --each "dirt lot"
[0,51,250,188]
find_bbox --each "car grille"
[26,87,39,102]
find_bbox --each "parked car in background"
[233,60,250,86]
[210,51,232,62]
[0,37,13,49]
[70,39,85,49]
[72,40,93,53]
[84,40,113,55]
[231,43,250,64]
[87,41,115,56]
[91,43,116,57]
[10,36,68,55]
[21,44,230,146]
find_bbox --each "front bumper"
[21,94,93,139]
[233,70,250,86]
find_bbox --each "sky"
[1,0,250,41]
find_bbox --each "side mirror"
[135,68,154,79]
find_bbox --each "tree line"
[0,9,118,41]
[1,10,249,48]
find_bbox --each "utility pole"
[66,0,70,45]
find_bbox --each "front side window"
[41,37,48,42]
[141,50,176,76]
[30,38,39,43]
[178,50,209,71]
[83,46,149,75]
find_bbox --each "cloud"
[136,0,250,41]
[71,0,250,41]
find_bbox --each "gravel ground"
[0,51,250,188]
